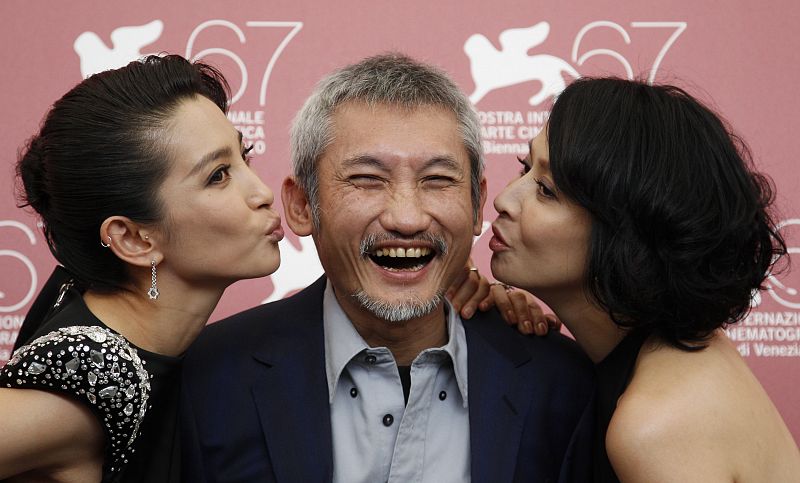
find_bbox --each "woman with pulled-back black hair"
[490,77,800,481]
[0,54,285,483]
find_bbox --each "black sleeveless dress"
[0,267,181,483]
[592,330,650,482]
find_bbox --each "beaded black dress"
[0,267,181,483]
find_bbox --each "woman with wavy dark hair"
[490,77,800,481]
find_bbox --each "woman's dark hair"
[547,77,786,350]
[16,54,230,292]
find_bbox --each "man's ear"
[281,176,314,236]
[100,217,161,268]
[473,176,488,236]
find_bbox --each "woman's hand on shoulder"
[0,387,104,479]
[483,282,560,336]
[445,260,490,319]
[445,259,560,336]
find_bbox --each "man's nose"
[379,187,432,235]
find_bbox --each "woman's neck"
[542,291,628,363]
[82,278,224,357]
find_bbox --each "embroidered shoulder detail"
[0,325,151,476]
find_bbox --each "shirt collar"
[322,280,469,406]
[323,281,370,403]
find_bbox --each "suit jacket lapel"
[250,277,334,482]
[464,316,534,483]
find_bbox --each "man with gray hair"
[181,53,593,483]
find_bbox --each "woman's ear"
[100,217,161,268]
[281,176,314,236]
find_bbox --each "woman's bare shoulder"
[606,332,800,482]
[606,361,733,482]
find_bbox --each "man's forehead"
[322,100,469,170]
[329,100,462,131]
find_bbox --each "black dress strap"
[593,330,650,482]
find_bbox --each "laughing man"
[180,53,593,483]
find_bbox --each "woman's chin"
[236,257,282,282]
[489,257,523,288]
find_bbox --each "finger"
[545,314,562,331]
[460,273,489,319]
[517,317,533,335]
[490,284,517,325]
[447,256,476,301]
[445,267,470,309]
[448,268,479,315]
[533,319,548,336]
[509,290,537,333]
[478,291,493,312]
[519,298,551,336]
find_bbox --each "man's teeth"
[372,247,431,258]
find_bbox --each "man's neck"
[334,290,449,366]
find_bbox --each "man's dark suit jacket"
[180,276,594,482]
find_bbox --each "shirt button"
[382,414,394,427]
[350,387,358,398]
[365,355,377,364]
[439,391,447,401]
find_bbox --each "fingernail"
[537,322,547,334]
[479,302,488,311]
[463,306,474,318]
[524,320,533,333]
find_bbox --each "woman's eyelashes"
[207,144,256,186]
[207,165,232,185]
[241,144,254,165]
[532,177,557,199]
[517,156,531,176]
[516,156,557,199]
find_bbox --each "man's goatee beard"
[352,290,443,323]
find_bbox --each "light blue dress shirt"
[323,282,471,483]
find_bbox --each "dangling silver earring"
[100,236,111,248]
[148,260,160,300]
